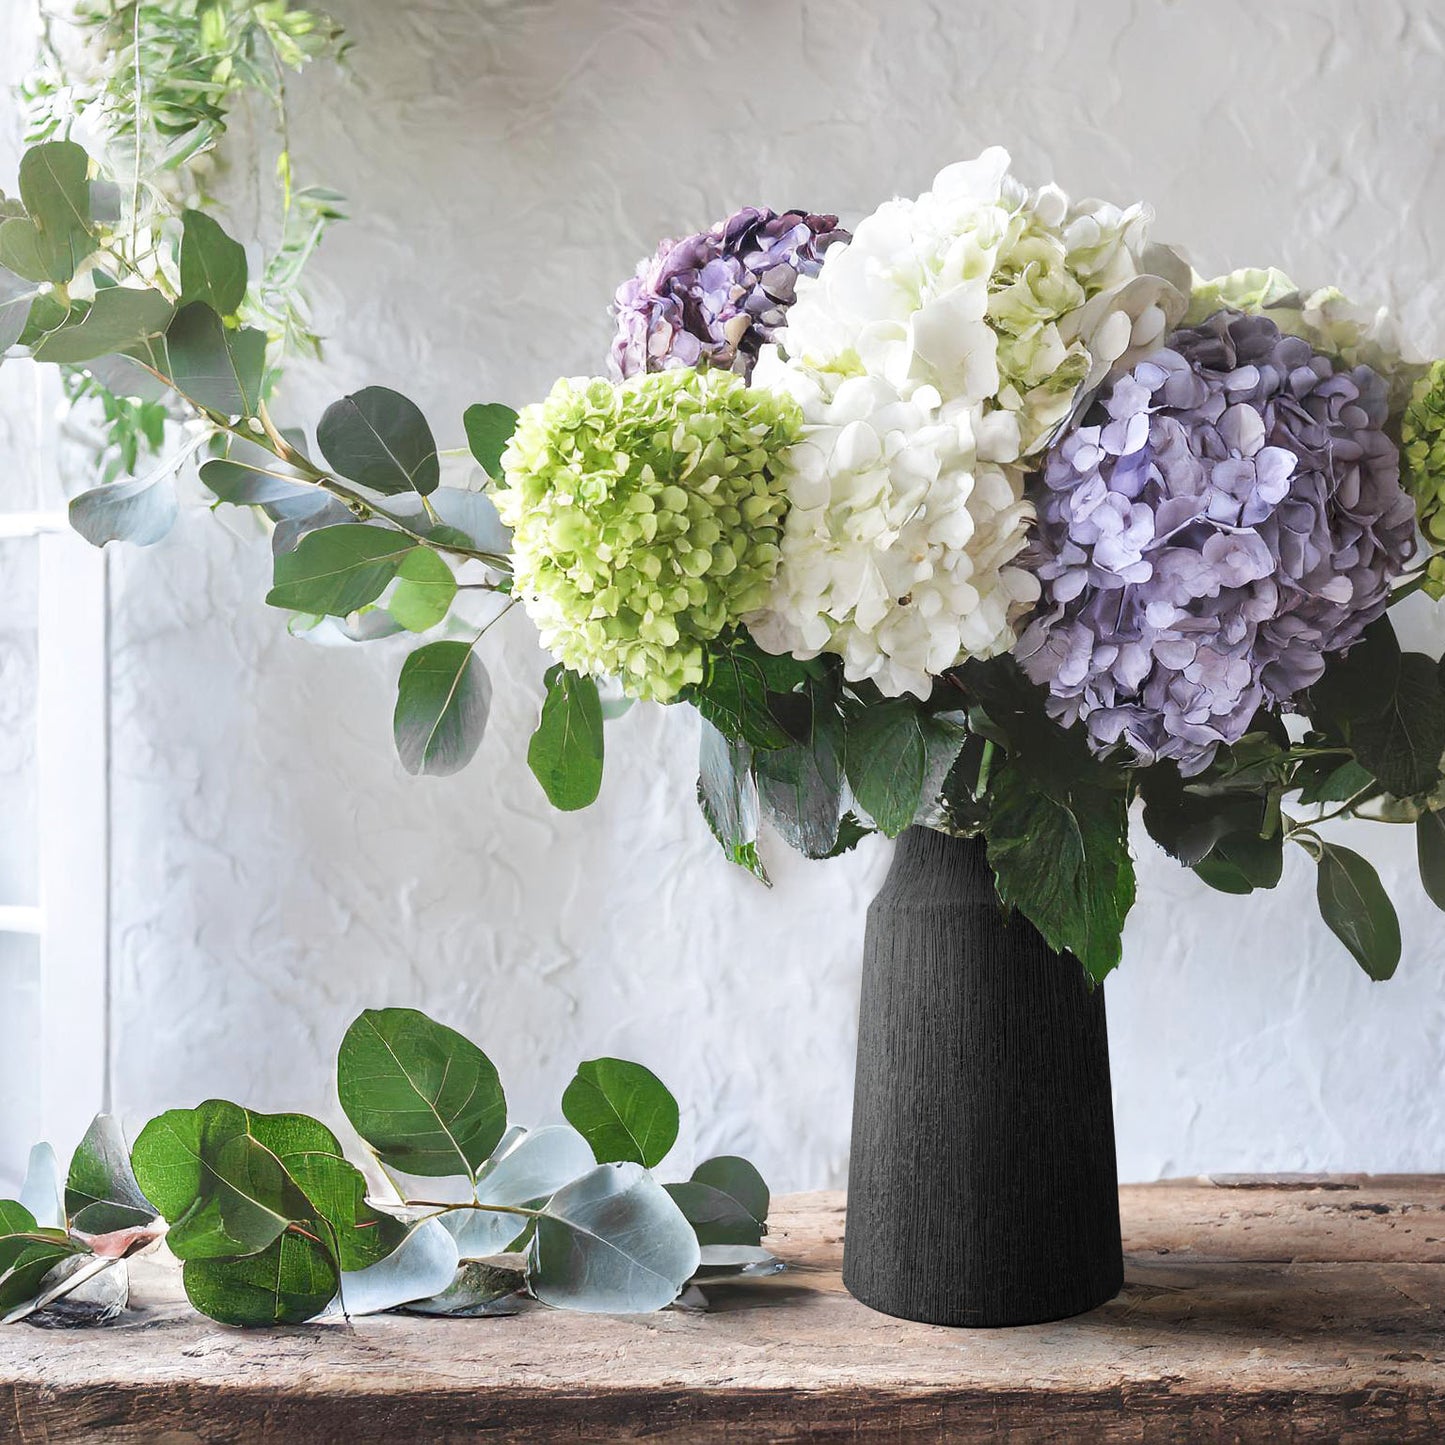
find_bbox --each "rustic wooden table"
[2,1177,1442,1442]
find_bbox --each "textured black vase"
[843,826,1123,1327]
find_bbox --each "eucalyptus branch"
[408,1200,543,1221]
[1285,784,1378,836]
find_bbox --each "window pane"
[0,536,38,907]
[0,932,42,1195]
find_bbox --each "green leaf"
[1315,842,1400,980]
[183,1229,338,1327]
[1192,831,1284,895]
[562,1058,679,1169]
[1311,619,1445,799]
[685,645,796,750]
[200,456,313,506]
[529,1163,699,1313]
[65,1115,155,1235]
[68,445,185,547]
[243,1111,404,1273]
[1296,758,1376,807]
[985,757,1134,983]
[696,720,766,882]
[528,665,605,811]
[337,1007,507,1178]
[1139,767,1274,870]
[1417,810,1445,913]
[130,1102,311,1261]
[30,285,174,364]
[266,524,415,615]
[393,640,491,777]
[664,1156,769,1247]
[179,209,247,315]
[755,685,845,858]
[462,402,519,478]
[388,547,456,632]
[143,302,266,417]
[843,701,967,839]
[0,1200,88,1314]
[318,387,439,497]
[0,141,93,283]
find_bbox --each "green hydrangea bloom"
[493,369,800,701]
[1402,360,1445,599]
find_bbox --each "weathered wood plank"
[2,1180,1442,1442]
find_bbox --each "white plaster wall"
[8,0,1445,1190]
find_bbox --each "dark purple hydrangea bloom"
[1016,310,1415,774]
[609,208,848,381]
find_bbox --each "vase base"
[841,1261,1124,1329]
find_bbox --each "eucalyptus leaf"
[68,437,193,547]
[243,1111,404,1272]
[149,302,266,417]
[179,209,248,315]
[388,547,456,632]
[19,1143,64,1231]
[0,266,40,352]
[130,1102,310,1261]
[1417,809,1445,913]
[528,665,605,811]
[697,720,766,883]
[65,1114,155,1235]
[421,485,510,553]
[182,1228,338,1328]
[318,386,439,497]
[445,1125,597,1259]
[0,1201,89,1315]
[200,456,314,506]
[690,1156,769,1228]
[337,1007,507,1178]
[402,1256,527,1317]
[562,1058,679,1169]
[30,285,173,363]
[462,402,519,478]
[266,523,415,615]
[336,1216,459,1317]
[393,640,491,777]
[1315,841,1401,981]
[529,1163,700,1313]
[0,141,93,283]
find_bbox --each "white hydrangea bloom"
[748,147,1181,698]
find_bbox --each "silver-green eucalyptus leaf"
[529,1163,700,1314]
[19,1143,65,1231]
[334,1216,459,1317]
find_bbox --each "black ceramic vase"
[843,826,1123,1327]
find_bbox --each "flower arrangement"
[7,118,1444,986]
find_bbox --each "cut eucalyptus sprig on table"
[0,1007,776,1330]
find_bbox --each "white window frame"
[0,510,109,1158]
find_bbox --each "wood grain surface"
[2,1178,1443,1442]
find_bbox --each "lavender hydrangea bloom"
[1016,310,1416,773]
[609,208,848,381]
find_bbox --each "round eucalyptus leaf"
[388,547,456,632]
[1416,809,1445,913]
[19,1143,64,1231]
[318,386,439,496]
[336,1216,459,1317]
[393,641,491,777]
[178,209,248,316]
[69,464,180,548]
[65,1114,155,1235]
[30,285,173,364]
[529,1163,700,1314]
[183,1229,338,1328]
[265,523,414,616]
[336,1007,507,1178]
[462,402,519,479]
[527,665,604,811]
[561,1058,679,1169]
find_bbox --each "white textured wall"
[11,0,1445,1190]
